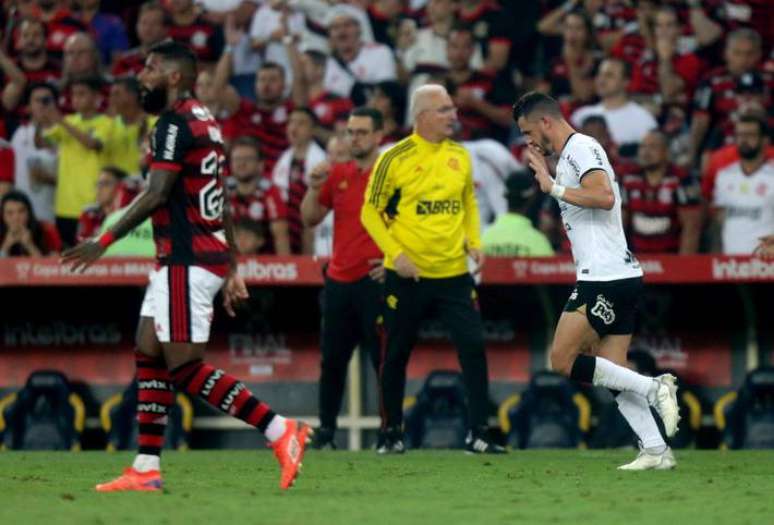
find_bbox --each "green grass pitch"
[1,450,772,524]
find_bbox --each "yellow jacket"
[361,132,481,278]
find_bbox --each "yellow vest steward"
[361,132,481,278]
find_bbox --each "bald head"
[638,130,670,171]
[64,32,99,76]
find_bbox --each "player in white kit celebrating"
[513,92,680,470]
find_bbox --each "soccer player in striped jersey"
[62,41,310,492]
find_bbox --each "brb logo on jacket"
[416,200,461,215]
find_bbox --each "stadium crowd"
[0,0,771,259]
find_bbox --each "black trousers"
[380,270,490,430]
[318,274,383,430]
[55,217,78,248]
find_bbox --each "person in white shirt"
[571,58,657,152]
[249,0,306,90]
[463,138,522,226]
[323,9,397,101]
[713,114,774,254]
[10,83,58,222]
[514,91,680,471]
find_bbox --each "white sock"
[593,357,657,399]
[616,392,666,452]
[264,415,287,442]
[132,454,160,473]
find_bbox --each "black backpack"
[405,370,469,449]
[719,367,774,449]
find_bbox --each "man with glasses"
[361,84,504,454]
[300,107,385,449]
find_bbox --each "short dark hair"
[230,136,261,157]
[737,112,769,138]
[291,106,319,126]
[303,49,327,67]
[259,61,285,76]
[148,40,197,83]
[350,106,383,130]
[24,81,58,106]
[19,16,47,37]
[512,91,563,122]
[373,80,407,122]
[100,165,128,180]
[602,57,631,80]
[504,170,538,212]
[112,76,141,100]
[235,218,267,238]
[140,0,169,24]
[68,74,105,93]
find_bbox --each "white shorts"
[140,265,224,343]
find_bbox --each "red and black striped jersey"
[448,70,514,144]
[44,9,88,58]
[221,98,292,177]
[621,166,701,253]
[630,51,706,99]
[309,91,353,131]
[167,17,224,63]
[149,97,229,276]
[228,177,287,254]
[111,47,147,77]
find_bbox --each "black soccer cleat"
[376,426,406,454]
[312,427,337,450]
[465,429,507,454]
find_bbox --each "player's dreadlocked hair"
[512,91,563,122]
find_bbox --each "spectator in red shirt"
[0,189,61,256]
[0,143,13,196]
[76,166,127,242]
[621,131,702,254]
[166,0,224,64]
[630,6,706,104]
[444,25,513,144]
[690,28,771,165]
[35,0,89,60]
[228,136,291,255]
[2,18,61,116]
[299,107,385,448]
[111,1,169,77]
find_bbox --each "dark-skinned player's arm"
[60,168,179,272]
[220,180,249,317]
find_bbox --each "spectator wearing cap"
[620,131,702,254]
[75,0,129,65]
[112,1,169,77]
[167,0,225,64]
[10,82,59,223]
[76,166,126,242]
[367,81,407,146]
[2,18,61,117]
[571,57,657,155]
[41,74,115,246]
[481,170,554,257]
[108,77,157,178]
[443,25,514,144]
[322,7,397,103]
[691,28,773,165]
[712,114,774,254]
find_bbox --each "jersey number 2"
[200,150,226,221]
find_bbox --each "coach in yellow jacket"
[361,84,504,454]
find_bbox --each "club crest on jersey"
[590,294,615,325]
[387,295,398,310]
[447,157,460,171]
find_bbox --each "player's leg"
[316,278,359,448]
[161,266,310,489]
[435,275,504,454]
[96,273,169,492]
[378,270,427,452]
[596,336,675,470]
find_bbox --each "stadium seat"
[0,371,84,451]
[100,381,193,451]
[404,370,469,449]
[500,371,590,449]
[715,367,774,449]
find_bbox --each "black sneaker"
[465,429,506,454]
[376,427,405,454]
[312,427,337,450]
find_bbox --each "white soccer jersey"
[555,133,643,281]
[323,43,397,98]
[713,160,774,255]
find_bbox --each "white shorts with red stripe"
[140,265,224,343]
